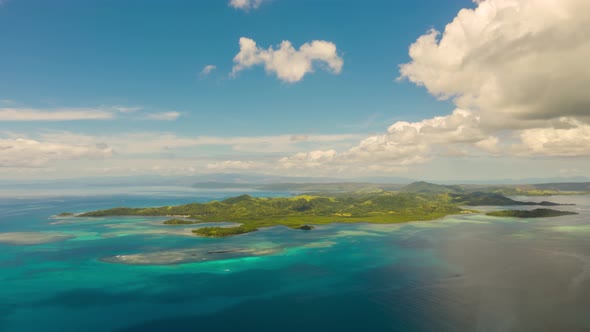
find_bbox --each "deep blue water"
[1,189,590,331]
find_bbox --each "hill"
[78,190,569,237]
[401,181,463,194]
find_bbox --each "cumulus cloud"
[232,37,343,82]
[279,109,500,172]
[0,108,114,121]
[229,0,265,11]
[517,118,590,156]
[279,150,337,169]
[0,138,114,168]
[145,112,181,121]
[399,0,590,127]
[210,0,590,174]
[199,65,217,78]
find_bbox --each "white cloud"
[399,0,590,128]
[279,150,337,168]
[0,108,114,121]
[0,105,143,121]
[232,37,343,82]
[310,0,583,165]
[107,105,142,113]
[36,132,361,156]
[145,112,181,121]
[278,109,501,172]
[229,0,265,11]
[517,118,590,156]
[474,136,499,153]
[199,65,217,77]
[0,138,114,168]
[156,0,590,176]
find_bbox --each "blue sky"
[1,0,469,134]
[1,0,589,181]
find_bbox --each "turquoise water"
[1,192,590,331]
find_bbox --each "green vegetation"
[163,218,200,225]
[79,183,573,237]
[80,191,466,236]
[486,209,578,218]
[193,225,258,237]
[57,212,75,217]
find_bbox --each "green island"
[193,225,258,237]
[78,182,573,237]
[486,208,578,218]
[163,218,200,225]
[57,212,75,217]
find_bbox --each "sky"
[1,0,589,181]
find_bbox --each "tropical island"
[75,182,575,237]
[486,209,578,218]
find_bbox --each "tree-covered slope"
[78,191,569,237]
[80,192,463,231]
[486,209,578,218]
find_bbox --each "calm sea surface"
[1,188,589,331]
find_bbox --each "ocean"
[1,188,589,331]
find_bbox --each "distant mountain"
[450,192,567,206]
[400,181,464,194]
[2,173,588,192]
[532,182,590,192]
[433,177,590,185]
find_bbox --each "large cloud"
[277,0,590,172]
[232,37,343,82]
[517,118,590,156]
[278,109,500,172]
[399,0,590,127]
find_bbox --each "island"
[78,182,573,237]
[486,208,578,218]
[57,212,75,217]
[298,225,314,230]
[193,225,258,237]
[163,218,200,225]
